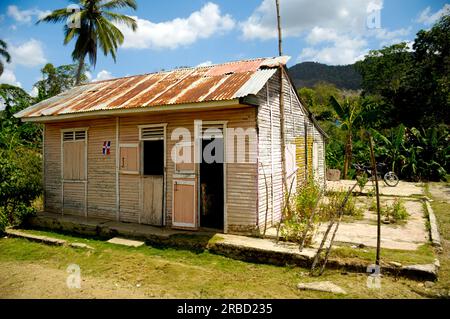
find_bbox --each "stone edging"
[423,199,442,248]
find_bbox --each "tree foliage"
[34,63,90,102]
[0,85,43,233]
[300,15,449,182]
[38,0,138,84]
[356,15,450,128]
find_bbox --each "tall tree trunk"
[75,57,85,85]
[343,132,352,179]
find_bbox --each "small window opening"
[143,140,164,176]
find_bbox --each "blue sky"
[0,0,448,94]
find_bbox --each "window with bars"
[140,126,164,140]
[63,130,86,141]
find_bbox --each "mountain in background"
[288,62,362,90]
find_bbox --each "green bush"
[383,198,409,222]
[0,146,42,234]
[356,173,368,192]
[368,199,377,211]
[280,179,321,244]
[343,194,364,217]
[322,191,363,218]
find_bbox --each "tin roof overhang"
[15,56,289,122]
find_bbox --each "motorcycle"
[353,162,399,187]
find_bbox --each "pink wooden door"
[172,180,197,229]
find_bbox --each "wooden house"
[15,57,327,234]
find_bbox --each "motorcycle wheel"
[384,172,399,187]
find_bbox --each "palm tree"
[0,39,12,77]
[38,0,138,85]
[329,96,361,179]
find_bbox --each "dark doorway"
[200,137,224,230]
[141,140,164,226]
[143,140,164,176]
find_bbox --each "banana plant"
[370,124,406,173]
[329,96,362,179]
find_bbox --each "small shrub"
[320,190,364,221]
[280,179,321,245]
[383,198,409,222]
[356,173,368,193]
[368,199,377,211]
[342,194,364,217]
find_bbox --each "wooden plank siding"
[62,182,85,216]
[43,106,258,232]
[256,69,325,230]
[44,124,62,213]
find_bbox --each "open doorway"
[199,136,224,230]
[141,139,164,226]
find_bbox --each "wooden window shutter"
[63,130,86,180]
[119,144,139,174]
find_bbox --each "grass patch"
[0,229,432,299]
[330,244,435,266]
[426,182,450,295]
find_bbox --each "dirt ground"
[0,233,435,299]
[0,261,148,299]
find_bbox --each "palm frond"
[369,128,391,146]
[100,0,137,10]
[36,8,73,24]
[0,39,7,49]
[102,11,137,31]
[0,48,11,63]
[329,96,346,121]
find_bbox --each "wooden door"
[172,179,196,229]
[141,176,163,225]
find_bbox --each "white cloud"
[196,60,213,67]
[7,5,51,24]
[416,4,450,25]
[370,27,411,47]
[10,39,47,67]
[0,39,46,88]
[92,70,114,82]
[119,2,235,50]
[241,0,382,40]
[299,27,369,65]
[29,86,39,98]
[85,71,93,81]
[0,67,21,87]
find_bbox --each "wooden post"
[275,0,282,56]
[368,133,381,265]
[275,0,288,194]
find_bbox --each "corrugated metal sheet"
[16,56,290,119]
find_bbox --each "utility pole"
[275,0,288,194]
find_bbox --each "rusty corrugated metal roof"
[15,56,290,119]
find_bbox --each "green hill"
[288,62,362,90]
